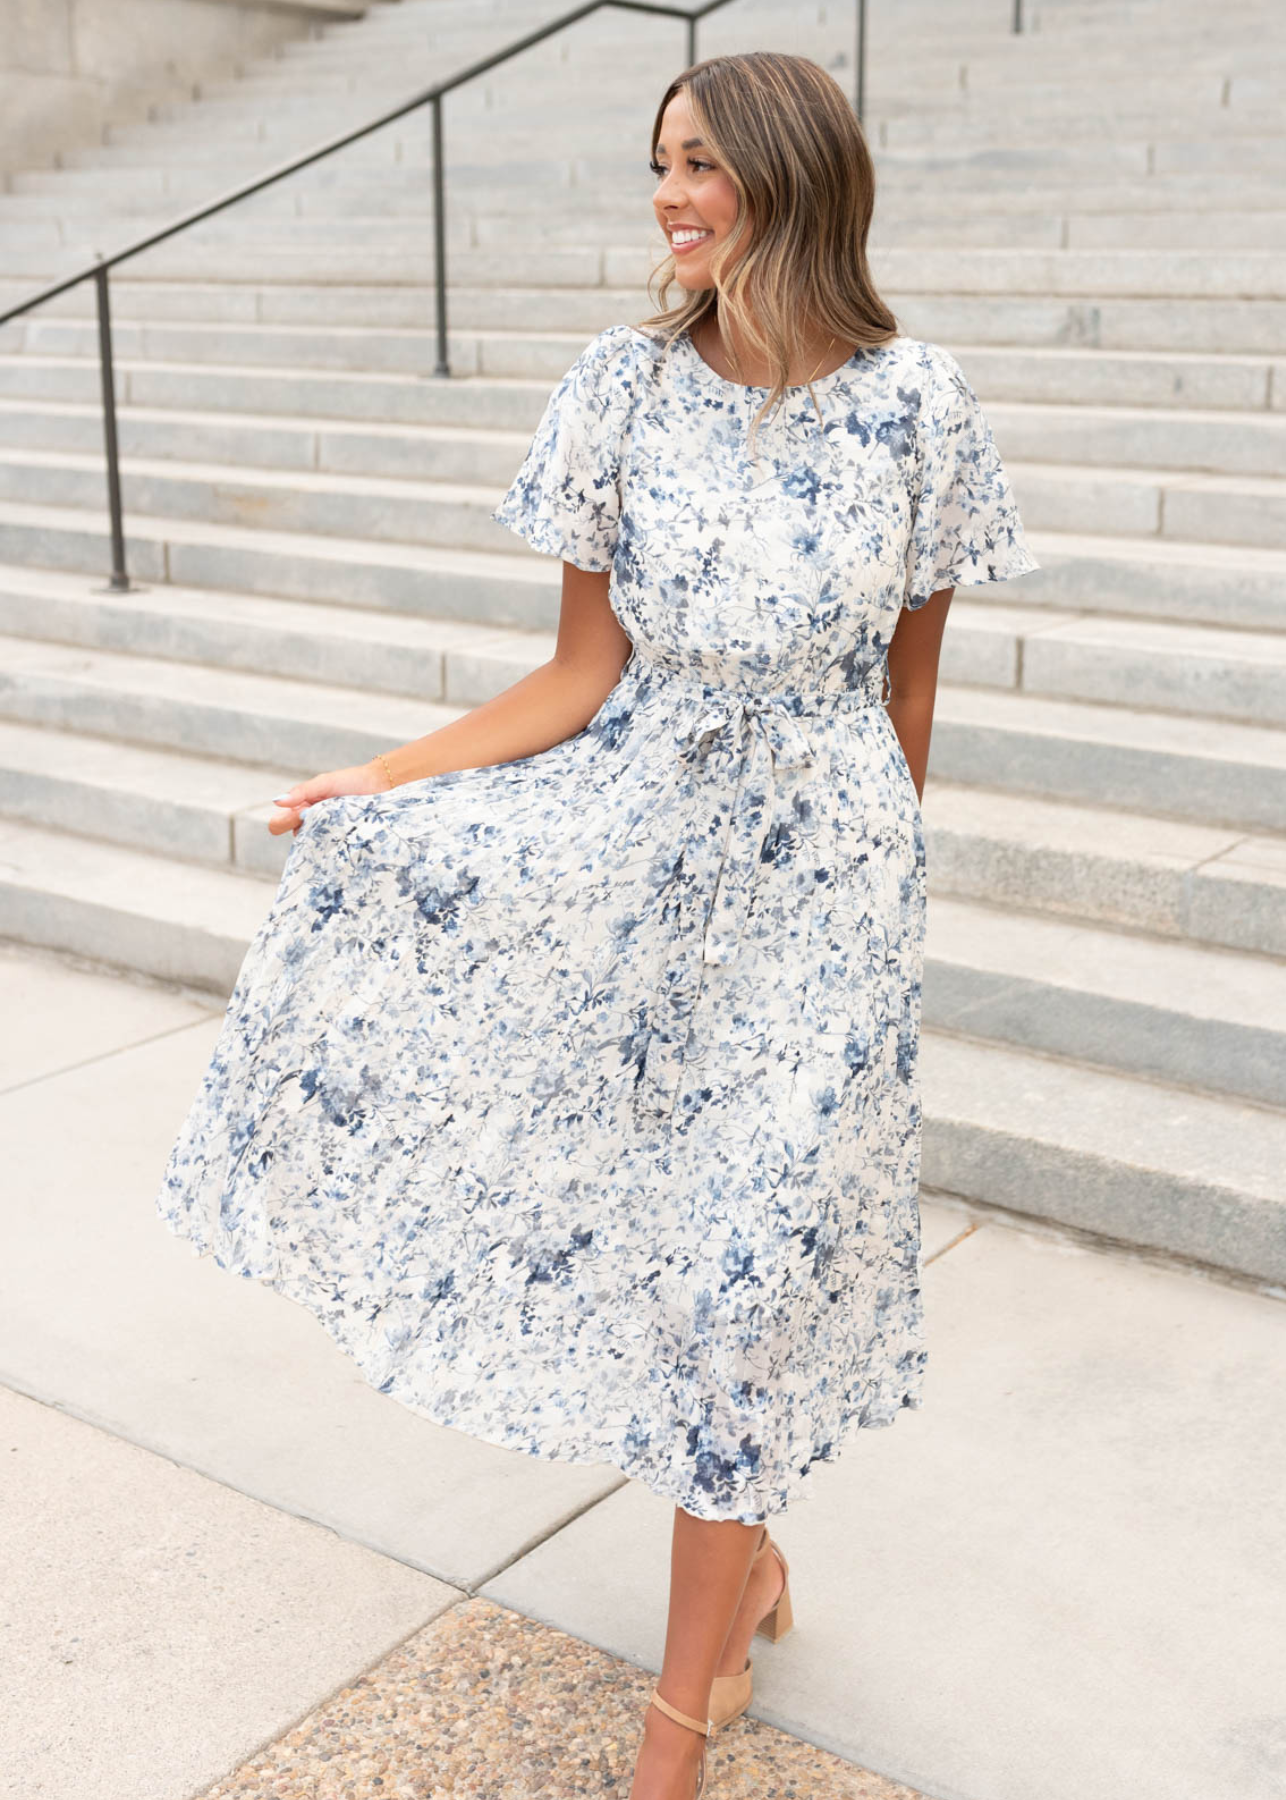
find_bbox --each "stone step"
[877,108,1286,151]
[4,385,1284,484]
[12,167,1286,219]
[0,630,460,774]
[14,245,1286,301]
[0,398,533,486]
[3,651,1281,956]
[0,208,1060,258]
[3,437,1283,555]
[14,172,1286,219]
[931,683,1286,831]
[0,610,1282,829]
[1,682,1282,961]
[0,563,546,703]
[2,340,1281,420]
[1013,460,1286,552]
[0,811,280,992]
[3,158,597,197]
[919,1030,1286,1286]
[0,447,528,556]
[0,805,1280,1280]
[2,492,1281,634]
[9,284,1285,357]
[924,894,1285,1108]
[2,244,608,290]
[947,603,1286,728]
[33,138,1202,183]
[278,19,1286,72]
[4,555,1284,733]
[11,204,1286,256]
[130,84,1286,151]
[49,130,1286,189]
[110,89,1286,148]
[1004,402,1286,479]
[0,494,604,631]
[6,318,494,374]
[922,779,1286,960]
[196,64,1254,110]
[0,679,1279,1108]
[0,352,551,420]
[0,715,298,877]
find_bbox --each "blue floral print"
[155,321,1039,1523]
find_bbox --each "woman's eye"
[648,158,714,178]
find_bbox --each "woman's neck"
[693,314,846,387]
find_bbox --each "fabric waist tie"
[627,656,890,1124]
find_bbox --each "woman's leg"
[629,1507,764,1799]
[714,1519,786,1677]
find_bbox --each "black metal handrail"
[5,0,1042,592]
[2,0,806,589]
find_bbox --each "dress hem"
[159,1207,925,1527]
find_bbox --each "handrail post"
[855,0,866,121]
[93,261,131,592]
[1013,0,1024,30]
[432,92,449,376]
[687,11,696,64]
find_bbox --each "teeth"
[672,229,712,245]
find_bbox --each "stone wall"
[0,0,370,176]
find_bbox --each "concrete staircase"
[0,0,1283,1284]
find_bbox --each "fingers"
[267,772,343,836]
[269,788,312,835]
[272,782,317,831]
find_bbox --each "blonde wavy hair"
[636,50,900,459]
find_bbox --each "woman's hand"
[269,759,391,836]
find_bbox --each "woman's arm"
[885,585,953,803]
[270,564,633,835]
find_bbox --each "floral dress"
[154,321,1039,1524]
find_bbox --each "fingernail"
[273,796,293,806]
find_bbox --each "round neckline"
[679,324,862,395]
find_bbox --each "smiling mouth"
[670,228,714,254]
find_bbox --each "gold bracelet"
[374,751,397,791]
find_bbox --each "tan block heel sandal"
[647,1687,711,1798]
[708,1527,794,1729]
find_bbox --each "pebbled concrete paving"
[197,1596,927,1800]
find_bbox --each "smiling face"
[650,89,742,291]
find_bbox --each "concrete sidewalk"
[2,936,1284,1800]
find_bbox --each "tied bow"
[629,662,889,1126]
[634,694,817,1123]
[686,696,817,966]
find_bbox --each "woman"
[155,50,1038,1800]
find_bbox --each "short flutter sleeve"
[490,324,638,573]
[901,343,1040,612]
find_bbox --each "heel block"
[753,1543,795,1644]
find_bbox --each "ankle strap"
[650,1686,712,1737]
